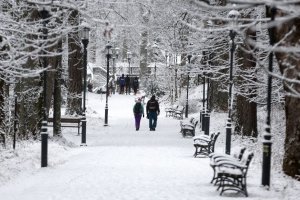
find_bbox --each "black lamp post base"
[41,120,48,167]
[262,131,272,187]
[104,106,108,126]
[204,113,210,135]
[201,109,206,131]
[81,117,87,146]
[225,118,232,155]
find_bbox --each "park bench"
[174,105,185,120]
[180,117,194,132]
[180,118,198,137]
[193,132,220,157]
[213,151,254,197]
[48,116,82,135]
[209,147,246,184]
[165,104,178,117]
[0,131,5,148]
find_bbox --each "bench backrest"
[210,132,220,153]
[236,147,247,160]
[194,120,199,127]
[48,116,82,123]
[177,106,184,111]
[240,151,254,168]
[240,151,254,176]
[190,117,195,123]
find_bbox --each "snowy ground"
[0,90,299,200]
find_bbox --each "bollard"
[201,111,206,131]
[262,131,272,187]
[204,113,210,135]
[41,120,48,167]
[81,117,87,146]
[225,119,232,155]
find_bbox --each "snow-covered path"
[0,93,296,200]
[0,93,213,200]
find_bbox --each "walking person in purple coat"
[133,97,144,131]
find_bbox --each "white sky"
[0,89,299,200]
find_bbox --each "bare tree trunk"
[53,40,62,137]
[139,6,150,88]
[0,79,4,126]
[209,80,228,111]
[66,10,83,115]
[235,95,258,137]
[234,22,258,137]
[266,6,300,178]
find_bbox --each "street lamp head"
[127,51,132,62]
[227,9,241,28]
[115,47,120,59]
[81,22,90,41]
[37,0,53,13]
[106,43,112,56]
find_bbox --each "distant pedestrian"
[133,97,144,131]
[146,95,160,131]
[119,74,125,94]
[87,81,93,92]
[125,75,131,95]
[133,76,139,95]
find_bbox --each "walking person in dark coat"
[133,97,144,131]
[132,76,139,95]
[125,74,131,95]
[119,74,125,94]
[146,95,160,131]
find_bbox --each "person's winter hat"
[135,97,142,102]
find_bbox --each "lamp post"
[262,6,276,188]
[166,51,172,103]
[127,51,132,75]
[186,54,192,118]
[39,1,52,168]
[201,51,206,132]
[112,47,119,94]
[104,43,112,126]
[225,9,240,155]
[80,23,90,145]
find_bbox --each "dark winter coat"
[133,102,144,115]
[146,95,160,114]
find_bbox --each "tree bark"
[209,80,228,111]
[266,6,300,178]
[234,22,258,137]
[53,40,62,137]
[0,79,5,128]
[139,6,150,88]
[66,10,83,115]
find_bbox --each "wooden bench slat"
[47,116,82,135]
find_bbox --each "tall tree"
[66,10,83,115]
[266,6,300,178]
[234,16,258,137]
[139,5,150,87]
